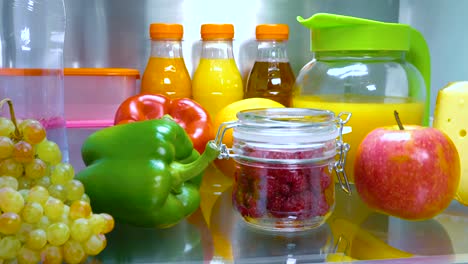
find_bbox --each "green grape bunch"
[0,98,114,263]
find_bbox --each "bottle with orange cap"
[244,24,295,106]
[141,23,192,99]
[192,24,243,227]
[192,24,244,118]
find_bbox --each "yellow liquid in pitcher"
[292,95,425,183]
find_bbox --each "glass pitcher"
[292,13,431,183]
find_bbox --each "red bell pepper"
[114,93,213,154]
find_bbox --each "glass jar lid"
[233,108,339,144]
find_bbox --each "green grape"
[101,213,115,234]
[0,236,21,259]
[25,228,47,250]
[19,119,46,145]
[0,136,14,159]
[18,119,32,132]
[63,204,70,217]
[83,233,107,256]
[44,197,65,221]
[36,216,50,230]
[48,184,67,201]
[50,163,74,185]
[63,239,86,264]
[60,205,71,226]
[60,215,70,227]
[46,222,70,246]
[12,140,35,163]
[17,246,41,264]
[17,222,34,242]
[0,176,18,190]
[40,245,63,264]
[0,187,25,213]
[70,218,91,242]
[35,175,51,188]
[66,180,85,202]
[0,117,15,137]
[17,176,33,190]
[69,200,92,220]
[24,158,47,179]
[18,189,29,200]
[80,193,90,204]
[36,140,62,165]
[22,202,44,224]
[88,214,105,235]
[0,158,24,177]
[27,185,49,206]
[0,212,22,235]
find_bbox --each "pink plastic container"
[64,68,140,122]
[66,120,112,172]
[64,68,139,172]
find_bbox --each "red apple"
[354,125,460,220]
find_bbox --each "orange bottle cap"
[150,23,183,40]
[256,24,289,41]
[201,24,234,40]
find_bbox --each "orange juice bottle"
[141,23,191,98]
[192,24,244,118]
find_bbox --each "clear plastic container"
[64,68,140,122]
[64,68,139,172]
[0,0,67,161]
[66,121,111,173]
[214,108,352,232]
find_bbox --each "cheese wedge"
[433,82,468,206]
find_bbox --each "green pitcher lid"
[297,13,413,51]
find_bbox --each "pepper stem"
[170,141,220,187]
[394,110,404,130]
[0,98,22,139]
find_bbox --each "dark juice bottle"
[245,61,295,106]
[244,24,295,106]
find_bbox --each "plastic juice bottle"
[192,24,244,118]
[192,24,242,226]
[245,24,295,106]
[141,23,191,99]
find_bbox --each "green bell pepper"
[76,116,220,228]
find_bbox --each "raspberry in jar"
[214,108,351,232]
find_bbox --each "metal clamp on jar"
[212,108,351,232]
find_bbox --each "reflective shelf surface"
[90,165,468,264]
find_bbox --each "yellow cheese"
[433,81,468,206]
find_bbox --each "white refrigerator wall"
[400,0,468,115]
[61,0,468,116]
[63,0,399,81]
